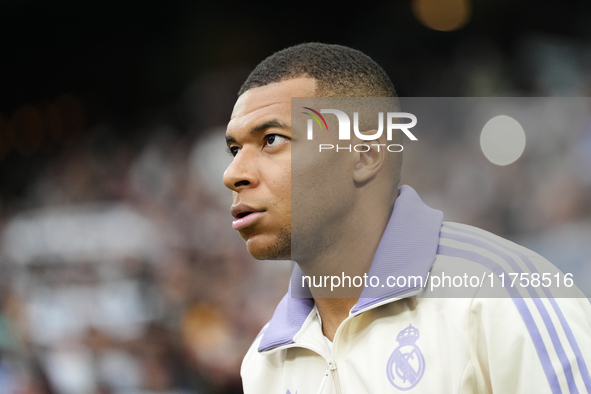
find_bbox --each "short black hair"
[238,43,396,97]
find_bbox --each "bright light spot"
[412,0,471,31]
[480,115,526,166]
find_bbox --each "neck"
[297,196,396,341]
[315,297,357,341]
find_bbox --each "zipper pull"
[327,358,337,371]
[326,358,342,393]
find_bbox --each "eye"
[264,134,288,148]
[227,146,241,157]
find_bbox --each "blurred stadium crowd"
[0,17,591,394]
[0,69,295,393]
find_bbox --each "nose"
[223,148,259,191]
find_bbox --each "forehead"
[227,78,316,134]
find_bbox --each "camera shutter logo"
[302,107,329,139]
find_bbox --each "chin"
[245,230,291,260]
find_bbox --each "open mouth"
[236,211,254,219]
[232,210,264,230]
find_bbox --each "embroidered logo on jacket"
[386,324,425,390]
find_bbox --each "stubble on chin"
[251,227,291,260]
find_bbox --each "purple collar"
[258,185,443,352]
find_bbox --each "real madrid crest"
[386,324,425,390]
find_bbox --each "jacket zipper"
[326,358,342,394]
[326,312,357,394]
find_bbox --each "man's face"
[223,78,316,260]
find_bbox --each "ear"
[352,132,387,183]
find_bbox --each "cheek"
[293,148,351,196]
[292,154,354,225]
[263,157,292,214]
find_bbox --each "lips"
[231,204,265,230]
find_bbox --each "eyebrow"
[226,119,290,145]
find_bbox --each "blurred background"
[0,0,590,393]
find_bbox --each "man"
[223,43,591,393]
